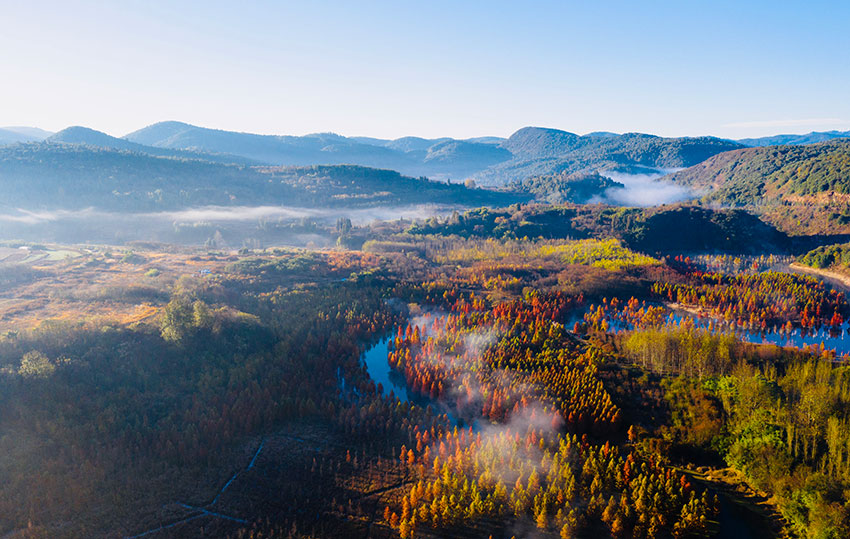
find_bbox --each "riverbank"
[789,262,850,290]
[665,301,705,318]
[680,466,788,539]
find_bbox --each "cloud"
[722,118,846,129]
[151,206,320,222]
[0,207,106,224]
[597,170,692,207]
[0,203,463,227]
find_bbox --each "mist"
[405,314,562,440]
[597,168,693,206]
[0,203,462,246]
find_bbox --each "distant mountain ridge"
[48,126,259,165]
[0,126,53,145]
[737,130,850,147]
[5,120,848,191]
[1,126,53,139]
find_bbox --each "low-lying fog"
[596,169,692,206]
[0,171,694,247]
[0,204,463,247]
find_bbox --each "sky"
[2,0,849,140]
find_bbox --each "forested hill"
[475,127,744,185]
[665,139,850,235]
[507,171,624,204]
[0,143,518,211]
[120,121,744,184]
[797,242,850,271]
[408,203,788,254]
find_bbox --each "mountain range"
[124,121,513,179]
[125,122,748,183]
[3,121,850,227]
[3,121,849,186]
[0,121,752,184]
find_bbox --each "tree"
[536,507,548,529]
[160,296,194,342]
[192,300,213,329]
[19,350,54,378]
[336,217,353,235]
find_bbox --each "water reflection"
[569,304,850,357]
[362,335,410,402]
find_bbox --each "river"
[361,334,410,402]
[360,326,474,428]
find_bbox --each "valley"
[5,3,850,537]
[4,122,850,539]
[2,226,850,537]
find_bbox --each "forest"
[0,225,848,539]
[665,140,850,236]
[5,1,850,537]
[798,243,850,273]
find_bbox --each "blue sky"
[2,1,848,139]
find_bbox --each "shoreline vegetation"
[789,262,850,291]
